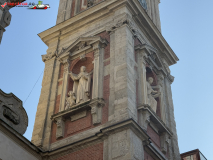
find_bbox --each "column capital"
[59,56,71,72]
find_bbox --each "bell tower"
[32,0,181,159]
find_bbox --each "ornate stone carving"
[3,107,20,125]
[80,54,86,61]
[106,14,138,36]
[42,51,57,62]
[60,58,70,73]
[65,91,76,110]
[90,98,105,125]
[141,109,151,130]
[160,132,169,154]
[87,0,94,7]
[55,117,65,139]
[69,66,91,104]
[0,89,28,135]
[147,77,160,113]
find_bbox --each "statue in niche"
[69,66,91,104]
[146,77,161,113]
[65,91,76,110]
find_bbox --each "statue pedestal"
[51,98,105,139]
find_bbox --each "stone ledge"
[145,142,168,160]
[51,98,105,120]
[138,104,172,136]
[43,119,150,159]
[51,98,105,139]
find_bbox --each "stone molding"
[41,36,108,63]
[38,0,179,65]
[52,98,105,130]
[138,104,172,136]
[135,44,167,76]
[138,104,172,155]
[43,119,150,160]
[106,13,138,37]
[54,117,65,139]
[58,36,108,60]
[145,142,169,160]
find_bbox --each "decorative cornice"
[106,13,138,37]
[43,119,150,160]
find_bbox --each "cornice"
[41,119,150,159]
[38,0,178,65]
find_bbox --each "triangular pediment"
[135,44,166,73]
[58,36,107,59]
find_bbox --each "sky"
[0,0,212,159]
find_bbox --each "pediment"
[135,44,166,73]
[58,36,107,59]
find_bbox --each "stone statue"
[65,91,76,110]
[146,77,160,113]
[69,66,91,104]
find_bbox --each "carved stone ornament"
[87,0,94,7]
[146,77,161,113]
[106,14,138,36]
[90,98,105,125]
[0,89,28,135]
[141,109,151,130]
[55,117,65,139]
[42,51,56,62]
[3,107,20,125]
[160,132,169,154]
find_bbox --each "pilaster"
[31,57,57,147]
[164,77,181,160]
[92,41,105,99]
[157,73,166,123]
[137,50,148,106]
[108,17,137,122]
[59,57,70,112]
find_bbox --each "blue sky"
[0,0,212,159]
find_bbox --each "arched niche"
[68,56,94,99]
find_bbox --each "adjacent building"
[181,149,207,160]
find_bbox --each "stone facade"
[31,0,181,159]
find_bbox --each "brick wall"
[147,125,161,149]
[53,142,103,160]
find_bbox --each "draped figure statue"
[146,77,160,113]
[69,66,91,104]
